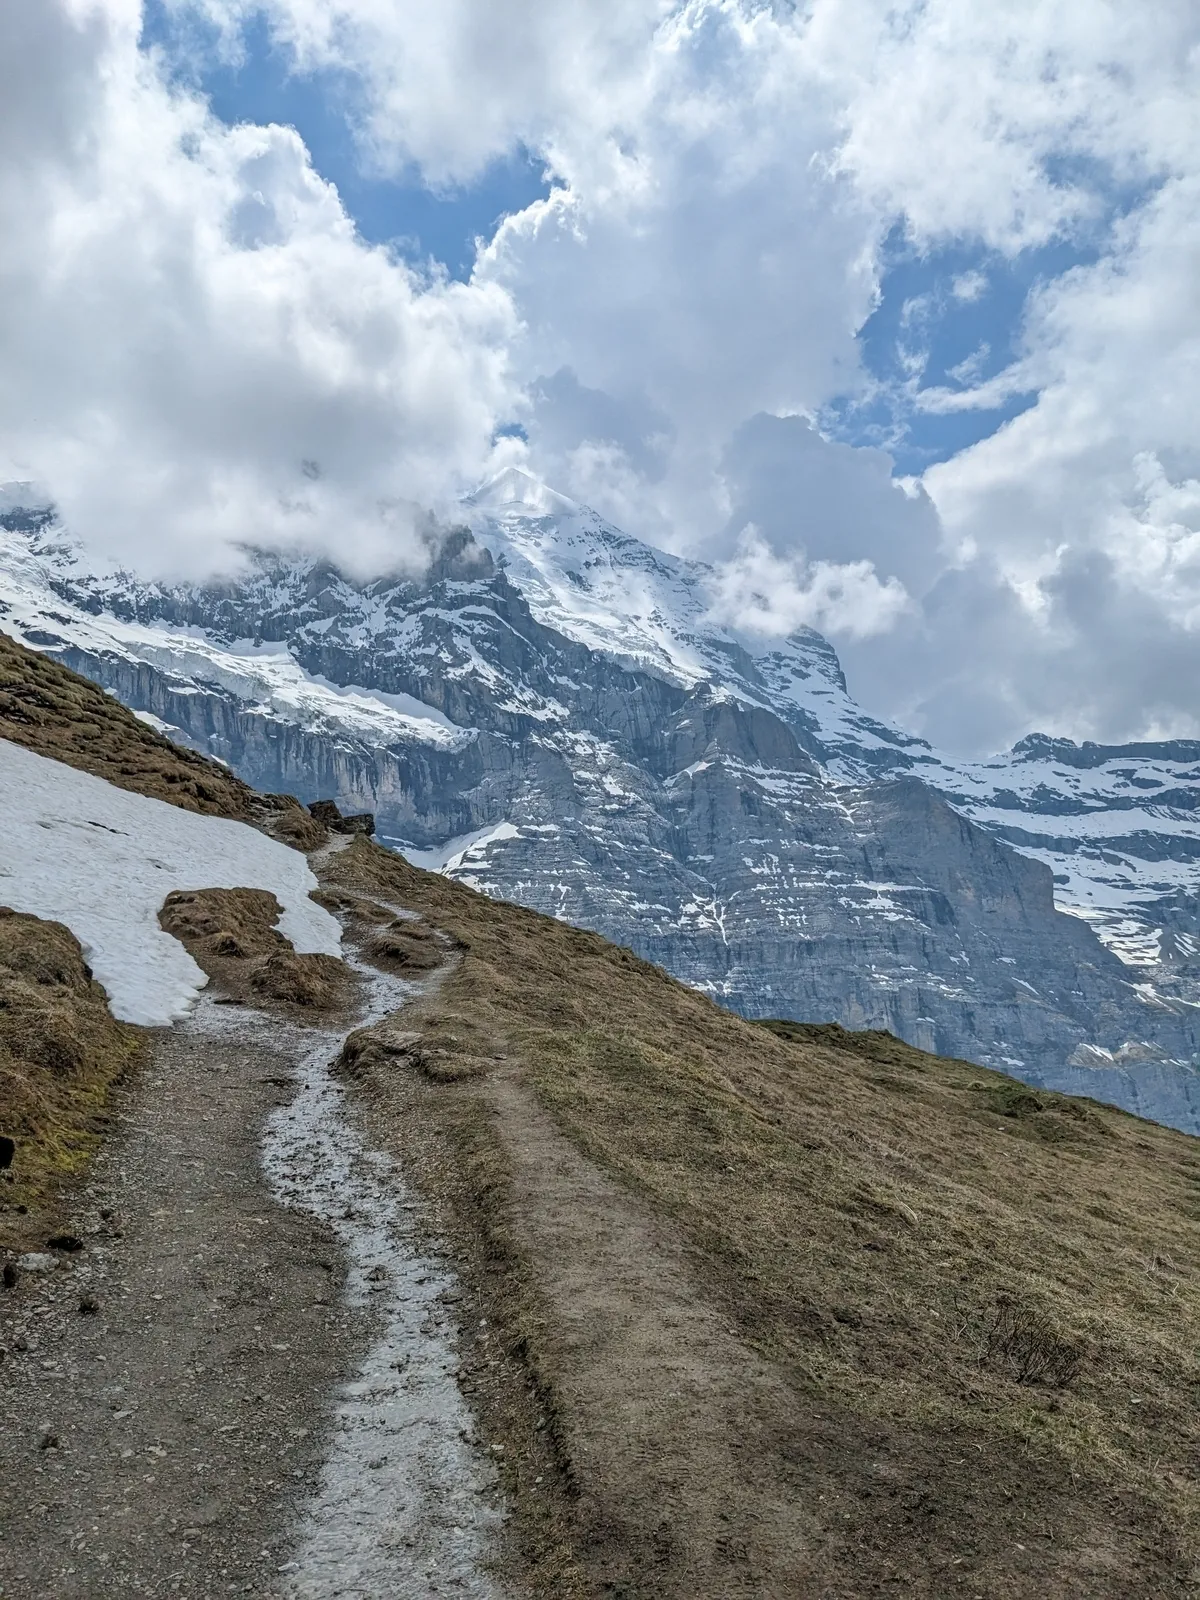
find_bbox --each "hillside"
[4,482,1200,1132]
[322,837,1200,1596]
[1,636,1198,1595]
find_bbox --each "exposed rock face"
[4,470,1200,1129]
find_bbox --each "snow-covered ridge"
[0,526,474,754]
[467,467,928,772]
[0,737,342,1025]
[928,738,1200,970]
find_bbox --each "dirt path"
[484,1067,815,1598]
[0,966,506,1596]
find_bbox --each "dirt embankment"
[320,834,1200,1599]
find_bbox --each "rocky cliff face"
[4,471,1200,1129]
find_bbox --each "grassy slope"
[0,631,324,1240]
[0,628,257,818]
[328,837,1200,1592]
[0,908,143,1246]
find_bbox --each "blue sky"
[821,231,1093,474]
[141,1,1055,474]
[141,1,549,279]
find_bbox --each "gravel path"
[0,966,506,1597]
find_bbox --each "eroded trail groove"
[0,959,506,1598]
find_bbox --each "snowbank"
[0,738,342,1026]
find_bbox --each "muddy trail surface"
[0,948,506,1597]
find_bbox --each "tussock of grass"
[159,889,355,1013]
[328,835,1200,1589]
[0,908,143,1248]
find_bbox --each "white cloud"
[806,0,1200,250]
[707,524,909,641]
[951,270,987,303]
[171,0,671,186]
[10,0,1200,755]
[0,0,518,577]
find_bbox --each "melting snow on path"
[203,944,506,1597]
[0,736,341,1025]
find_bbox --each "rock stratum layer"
[4,470,1200,1129]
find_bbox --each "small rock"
[336,812,375,837]
[18,1252,57,1275]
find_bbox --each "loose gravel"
[0,963,506,1597]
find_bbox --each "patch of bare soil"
[159,888,357,1015]
[320,835,1200,1598]
[0,909,143,1252]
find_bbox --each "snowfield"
[0,738,342,1026]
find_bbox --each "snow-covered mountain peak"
[467,465,579,519]
[460,469,933,777]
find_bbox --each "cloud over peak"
[5,1,1200,752]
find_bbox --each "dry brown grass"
[159,888,356,1014]
[326,836,1200,1594]
[0,908,143,1250]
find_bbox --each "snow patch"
[391,822,521,875]
[0,738,341,1026]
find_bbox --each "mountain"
[4,470,1200,1128]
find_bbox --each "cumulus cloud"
[707,525,910,642]
[173,2,880,548]
[0,0,517,577]
[718,415,944,588]
[169,0,669,186]
[9,0,1200,754]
